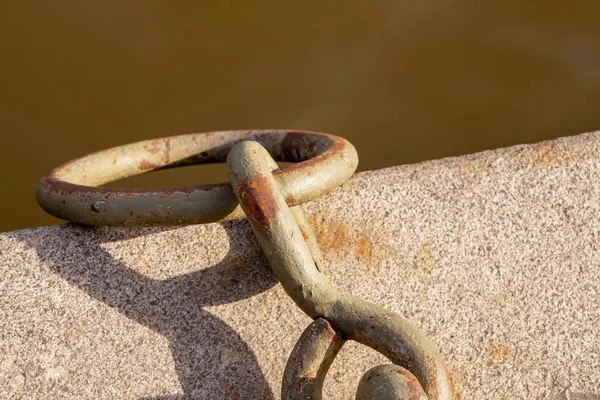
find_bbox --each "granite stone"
[1,132,599,399]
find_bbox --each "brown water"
[2,1,600,232]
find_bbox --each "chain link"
[228,140,452,399]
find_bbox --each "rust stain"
[417,242,435,272]
[524,141,581,167]
[143,138,172,165]
[449,366,466,400]
[425,354,439,394]
[161,138,172,164]
[528,143,558,165]
[285,193,295,205]
[298,224,310,242]
[541,148,557,163]
[489,344,512,361]
[308,216,349,252]
[63,327,82,340]
[354,236,378,264]
[144,139,161,154]
[307,215,388,272]
[138,159,156,171]
[395,367,427,397]
[237,174,279,226]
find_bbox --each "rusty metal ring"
[36,130,358,226]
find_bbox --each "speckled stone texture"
[2,132,600,399]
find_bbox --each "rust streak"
[285,193,295,205]
[237,174,279,226]
[489,344,512,361]
[308,216,349,252]
[138,159,156,171]
[399,367,428,398]
[449,367,466,400]
[308,215,387,271]
[143,139,162,154]
[162,138,172,164]
[418,242,435,272]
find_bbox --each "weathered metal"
[281,318,345,400]
[282,319,426,400]
[356,365,428,400]
[36,130,358,226]
[37,130,452,398]
[227,141,453,399]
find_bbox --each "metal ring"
[36,130,358,226]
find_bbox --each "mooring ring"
[36,130,358,226]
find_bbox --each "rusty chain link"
[38,130,453,399]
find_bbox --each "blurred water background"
[2,1,600,231]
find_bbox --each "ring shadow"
[20,221,279,399]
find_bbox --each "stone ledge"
[1,132,600,399]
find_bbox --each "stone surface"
[2,132,600,399]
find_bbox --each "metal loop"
[282,318,428,399]
[227,141,453,399]
[37,130,357,226]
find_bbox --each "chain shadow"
[20,221,278,399]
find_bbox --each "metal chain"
[37,130,453,399]
[227,141,452,399]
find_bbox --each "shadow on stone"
[20,221,278,399]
